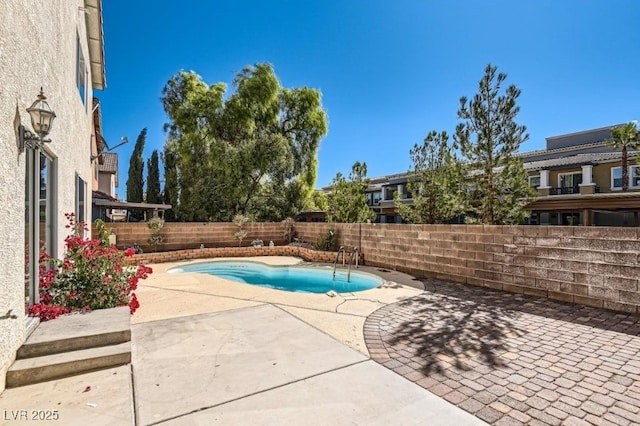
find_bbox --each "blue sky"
[99,0,639,198]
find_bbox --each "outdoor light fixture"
[19,88,56,152]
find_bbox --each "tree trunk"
[622,145,629,191]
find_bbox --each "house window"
[631,166,640,188]
[529,175,541,188]
[612,165,640,189]
[76,34,86,105]
[372,191,381,205]
[611,167,623,189]
[558,172,582,188]
[25,150,56,309]
[75,175,86,224]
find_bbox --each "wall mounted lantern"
[19,88,56,152]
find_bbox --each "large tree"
[606,121,640,191]
[326,162,376,223]
[161,64,328,222]
[146,150,162,204]
[455,64,535,224]
[394,131,467,223]
[126,128,146,220]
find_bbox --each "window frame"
[557,172,582,189]
[611,166,623,190]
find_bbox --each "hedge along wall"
[99,222,288,252]
[294,223,640,314]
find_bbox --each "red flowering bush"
[29,213,152,321]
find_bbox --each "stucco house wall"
[98,173,116,196]
[0,0,99,391]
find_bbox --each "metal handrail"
[347,246,359,282]
[332,246,345,280]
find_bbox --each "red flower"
[129,293,140,314]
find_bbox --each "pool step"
[6,307,131,388]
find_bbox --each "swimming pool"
[168,261,383,294]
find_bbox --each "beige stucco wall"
[98,172,115,195]
[592,160,640,194]
[0,0,95,391]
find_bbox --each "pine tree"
[126,128,146,220]
[455,64,536,224]
[146,150,162,204]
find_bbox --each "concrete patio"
[0,257,483,425]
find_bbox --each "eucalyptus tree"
[455,64,536,224]
[606,121,640,191]
[161,64,327,221]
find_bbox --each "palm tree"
[606,121,640,191]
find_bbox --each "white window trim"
[611,165,640,190]
[611,166,622,191]
[557,172,582,188]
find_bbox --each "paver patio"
[364,278,640,425]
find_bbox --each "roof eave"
[84,0,106,90]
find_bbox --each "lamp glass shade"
[26,94,56,138]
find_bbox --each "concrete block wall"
[295,223,640,314]
[99,221,640,314]
[100,222,288,252]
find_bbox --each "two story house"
[0,0,106,392]
[522,125,639,226]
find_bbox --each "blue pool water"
[168,261,382,294]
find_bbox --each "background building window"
[558,172,582,188]
[631,166,640,188]
[611,167,623,189]
[529,175,541,188]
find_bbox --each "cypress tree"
[162,145,178,221]
[126,128,146,220]
[146,150,162,204]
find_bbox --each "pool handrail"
[347,246,359,282]
[332,246,345,280]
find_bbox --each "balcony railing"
[548,186,600,195]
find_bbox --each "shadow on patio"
[385,279,526,375]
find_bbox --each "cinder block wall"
[97,222,640,314]
[99,222,287,252]
[295,223,640,314]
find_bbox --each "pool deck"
[0,256,484,425]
